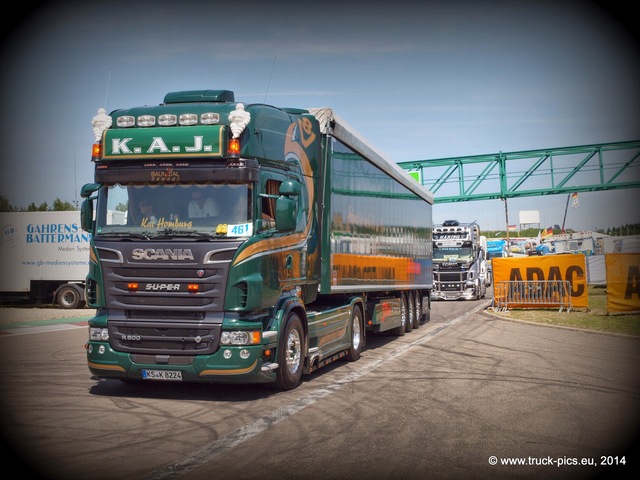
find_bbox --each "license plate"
[142,369,183,381]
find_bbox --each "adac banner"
[605,253,640,312]
[492,254,588,308]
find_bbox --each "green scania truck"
[81,89,433,390]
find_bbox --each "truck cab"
[431,220,487,300]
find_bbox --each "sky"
[1,0,638,232]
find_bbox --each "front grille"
[126,310,204,321]
[97,242,239,313]
[107,265,223,309]
[114,295,214,307]
[109,320,220,355]
[95,241,240,355]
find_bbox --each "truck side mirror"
[80,199,94,232]
[81,182,100,199]
[279,179,301,196]
[275,196,296,231]
[274,180,301,231]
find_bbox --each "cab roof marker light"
[159,114,177,126]
[117,116,135,127]
[228,138,240,157]
[200,112,220,124]
[137,115,156,127]
[91,143,102,160]
[179,113,198,126]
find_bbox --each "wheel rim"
[400,297,407,328]
[415,294,421,321]
[285,329,302,374]
[352,314,362,350]
[60,289,77,308]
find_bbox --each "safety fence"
[492,280,572,312]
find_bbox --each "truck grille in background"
[438,272,468,282]
[434,270,467,291]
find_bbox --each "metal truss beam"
[399,141,640,203]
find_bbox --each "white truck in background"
[431,220,488,300]
[0,211,91,309]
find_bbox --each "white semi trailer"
[0,211,91,308]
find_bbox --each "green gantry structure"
[399,140,640,203]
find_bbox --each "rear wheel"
[346,306,363,362]
[275,312,305,390]
[423,296,431,323]
[57,284,85,309]
[412,291,421,329]
[405,292,414,333]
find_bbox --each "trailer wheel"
[275,312,304,390]
[412,291,421,329]
[346,306,363,362]
[423,297,431,323]
[405,292,414,333]
[57,284,85,309]
[392,295,407,336]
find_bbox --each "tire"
[392,295,406,336]
[423,297,431,323]
[346,306,363,362]
[275,312,305,390]
[412,291,421,329]
[405,292,414,333]
[57,284,84,309]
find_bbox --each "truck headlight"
[220,331,261,345]
[89,327,109,341]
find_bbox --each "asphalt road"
[1,299,638,480]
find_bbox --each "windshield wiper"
[97,231,151,240]
[152,229,216,239]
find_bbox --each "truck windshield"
[96,183,254,238]
[433,246,473,262]
[486,251,504,261]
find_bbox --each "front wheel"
[275,312,305,390]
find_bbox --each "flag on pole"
[571,192,579,208]
[541,227,554,238]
